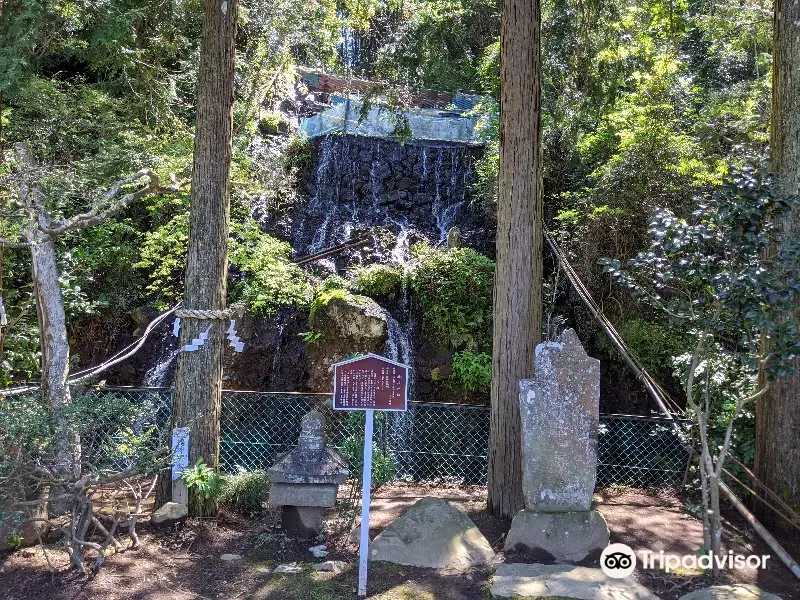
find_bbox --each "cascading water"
[385,218,413,367]
[432,146,469,242]
[291,135,479,386]
[144,342,178,387]
[137,132,484,396]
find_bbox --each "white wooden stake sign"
[332,354,409,598]
[171,426,191,505]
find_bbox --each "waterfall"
[305,136,336,255]
[144,345,178,387]
[432,146,467,243]
[289,135,479,396]
[385,217,413,367]
[267,321,286,391]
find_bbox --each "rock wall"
[293,134,491,268]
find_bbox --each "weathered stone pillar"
[268,410,349,538]
[504,329,610,564]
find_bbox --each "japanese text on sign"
[333,354,409,411]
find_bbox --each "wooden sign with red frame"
[332,353,409,411]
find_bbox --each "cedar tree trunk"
[755,0,800,518]
[165,0,238,517]
[488,0,544,518]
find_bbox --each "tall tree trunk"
[29,229,70,413]
[488,0,543,518]
[16,145,71,414]
[165,0,238,517]
[16,144,77,487]
[755,0,800,519]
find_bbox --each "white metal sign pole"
[357,408,375,597]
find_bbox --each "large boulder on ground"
[151,502,188,524]
[679,585,783,600]
[490,563,658,599]
[305,293,388,392]
[368,496,494,570]
[504,509,610,564]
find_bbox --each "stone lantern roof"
[268,410,349,485]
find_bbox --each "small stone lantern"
[268,409,349,537]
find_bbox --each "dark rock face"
[292,135,492,270]
[222,309,310,392]
[89,307,310,392]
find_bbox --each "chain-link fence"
[76,387,688,489]
[597,414,688,488]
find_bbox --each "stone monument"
[504,328,610,564]
[268,409,349,537]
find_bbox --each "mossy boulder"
[305,292,388,391]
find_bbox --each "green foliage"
[134,212,190,303]
[372,0,498,91]
[409,247,494,351]
[320,275,348,291]
[349,264,403,298]
[219,468,270,513]
[4,534,24,550]
[602,166,800,380]
[595,317,688,376]
[299,330,323,345]
[672,350,757,466]
[0,390,170,530]
[258,113,289,136]
[229,221,314,315]
[283,134,315,179]
[450,350,492,394]
[308,288,352,327]
[180,459,222,501]
[0,247,39,385]
[0,0,203,126]
[338,413,396,489]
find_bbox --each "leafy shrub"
[409,247,494,350]
[282,134,314,179]
[349,264,403,298]
[299,330,323,345]
[180,459,222,501]
[229,222,314,314]
[320,274,348,291]
[451,350,492,394]
[0,391,170,573]
[595,317,688,375]
[135,212,190,302]
[219,468,270,513]
[257,113,288,136]
[338,413,396,489]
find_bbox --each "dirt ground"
[1,484,798,600]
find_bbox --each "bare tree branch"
[13,141,187,237]
[41,170,187,236]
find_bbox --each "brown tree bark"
[14,145,71,415]
[488,0,544,518]
[755,0,800,518]
[163,0,238,517]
